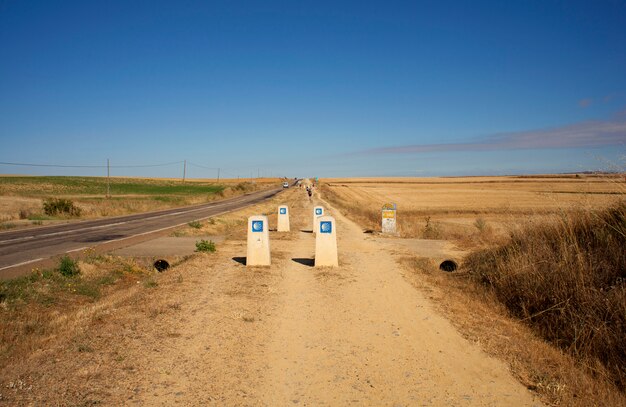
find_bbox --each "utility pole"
[182,160,186,183]
[106,158,110,198]
[217,168,220,183]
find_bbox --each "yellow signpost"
[381,203,397,234]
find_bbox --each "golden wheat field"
[322,175,625,242]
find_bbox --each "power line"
[0,161,104,168]
[0,160,183,169]
[0,160,282,179]
[110,161,183,168]
[187,162,219,170]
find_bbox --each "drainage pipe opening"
[439,260,458,272]
[154,259,170,272]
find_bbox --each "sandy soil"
[1,186,543,405]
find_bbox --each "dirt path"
[1,187,543,405]
[255,195,541,406]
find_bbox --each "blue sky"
[1,0,625,178]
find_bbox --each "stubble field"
[322,175,625,244]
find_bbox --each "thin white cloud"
[356,119,626,156]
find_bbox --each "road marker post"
[246,215,271,266]
[381,203,397,235]
[277,205,290,232]
[313,206,324,233]
[315,216,338,267]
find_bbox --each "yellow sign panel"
[382,210,395,219]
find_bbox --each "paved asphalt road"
[0,187,283,279]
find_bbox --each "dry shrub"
[43,198,81,217]
[466,202,626,389]
[232,182,255,192]
[18,209,32,219]
[421,216,440,239]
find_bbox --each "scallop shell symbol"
[252,220,263,232]
[315,208,322,215]
[280,208,286,214]
[320,221,331,233]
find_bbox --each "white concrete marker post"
[312,206,324,233]
[315,215,338,267]
[246,215,271,266]
[277,205,290,232]
[381,203,397,234]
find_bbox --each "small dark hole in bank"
[363,229,374,234]
[439,260,458,272]
[232,257,247,266]
[154,259,170,272]
[292,258,315,267]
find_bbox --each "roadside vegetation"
[188,220,203,229]
[466,203,626,391]
[0,249,166,367]
[195,239,216,253]
[0,176,275,227]
[43,198,82,217]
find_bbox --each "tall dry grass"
[466,203,626,390]
[321,184,380,228]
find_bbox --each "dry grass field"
[326,175,623,212]
[322,175,625,245]
[0,176,282,228]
